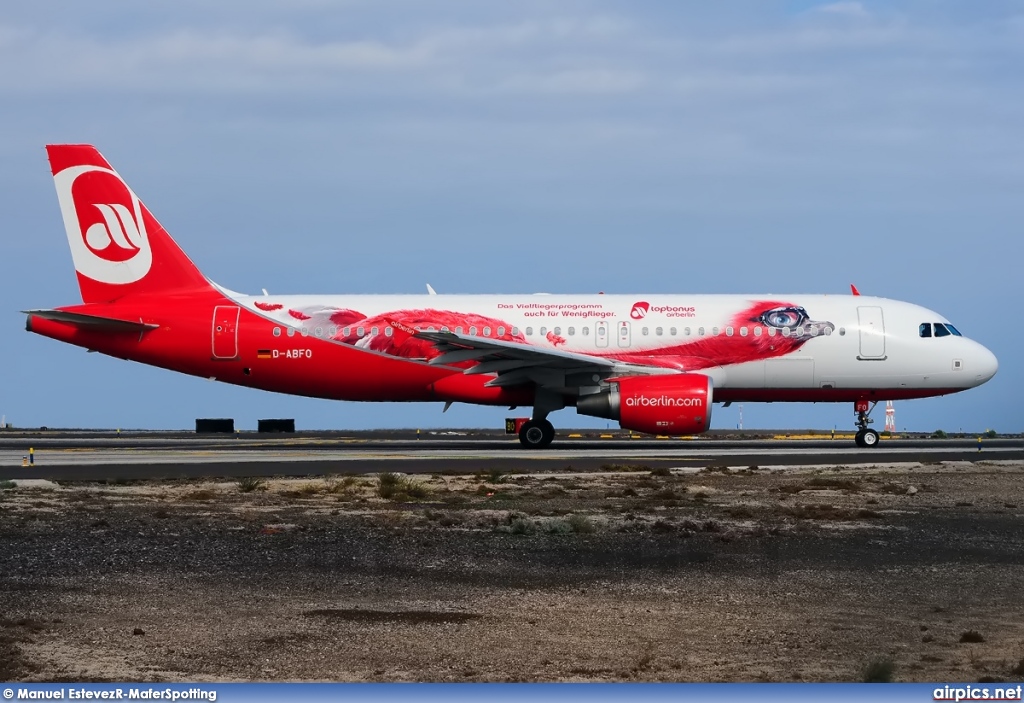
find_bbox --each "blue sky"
[0,1,1021,432]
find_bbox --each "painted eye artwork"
[759,306,808,329]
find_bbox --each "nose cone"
[972,342,998,386]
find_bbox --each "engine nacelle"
[576,374,713,436]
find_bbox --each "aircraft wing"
[413,327,671,388]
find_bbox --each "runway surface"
[0,432,1020,480]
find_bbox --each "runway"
[0,432,1020,480]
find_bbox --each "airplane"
[24,145,999,448]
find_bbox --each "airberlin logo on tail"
[630,301,650,319]
[84,203,144,260]
[625,395,703,408]
[53,165,152,284]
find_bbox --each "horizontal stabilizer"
[24,309,158,333]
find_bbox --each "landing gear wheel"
[861,428,880,448]
[519,419,555,448]
[853,400,879,448]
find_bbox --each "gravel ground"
[2,461,1024,682]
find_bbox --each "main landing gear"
[518,388,563,449]
[854,400,880,448]
[518,418,555,448]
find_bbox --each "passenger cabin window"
[920,323,932,338]
[385,326,393,337]
[511,327,519,336]
[568,327,575,336]
[669,327,677,336]
[525,327,533,336]
[469,326,477,336]
[642,327,649,336]
[740,327,748,337]
[456,326,464,335]
[582,327,590,335]
[726,326,734,336]
[540,327,547,336]
[483,326,491,337]
[753,327,762,337]
[273,327,281,337]
[656,327,663,336]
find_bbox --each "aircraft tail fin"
[46,145,214,304]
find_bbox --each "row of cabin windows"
[272,325,520,339]
[524,325,838,338]
[919,322,962,338]
[272,324,847,339]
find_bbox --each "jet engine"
[576,374,713,436]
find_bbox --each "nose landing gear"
[854,400,880,448]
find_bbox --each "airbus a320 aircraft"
[25,145,998,447]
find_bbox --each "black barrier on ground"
[258,418,295,433]
[195,418,234,434]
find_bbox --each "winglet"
[850,284,861,296]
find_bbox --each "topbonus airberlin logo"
[630,301,650,319]
[53,165,152,284]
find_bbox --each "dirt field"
[2,461,1024,682]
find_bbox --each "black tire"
[854,430,866,448]
[519,419,555,448]
[861,428,880,447]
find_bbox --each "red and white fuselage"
[25,145,998,446]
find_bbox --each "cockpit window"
[919,323,932,338]
[933,323,951,337]
[946,324,962,336]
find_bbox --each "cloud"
[497,69,647,95]
[813,2,870,19]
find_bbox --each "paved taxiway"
[0,434,1020,480]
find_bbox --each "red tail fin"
[46,145,214,304]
